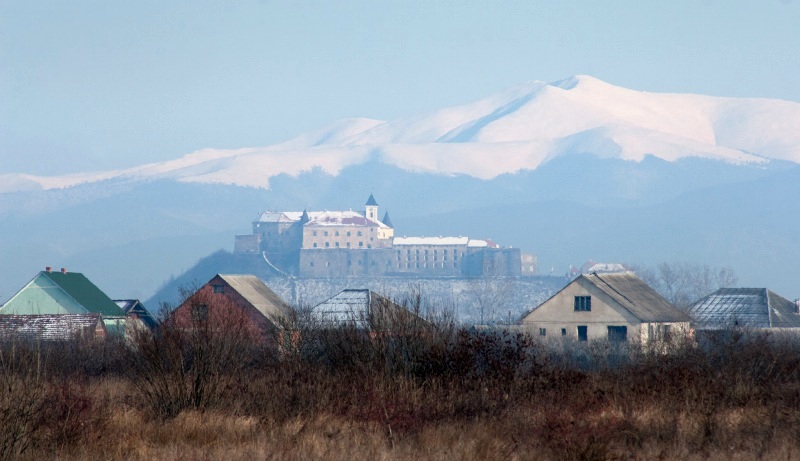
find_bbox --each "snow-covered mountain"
[3,75,799,192]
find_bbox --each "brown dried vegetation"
[2,299,800,460]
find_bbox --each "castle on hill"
[234,195,536,277]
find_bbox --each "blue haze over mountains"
[2,75,800,305]
[1,155,798,305]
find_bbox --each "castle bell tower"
[365,194,379,222]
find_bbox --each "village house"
[170,274,292,344]
[308,288,429,333]
[687,288,800,331]
[0,267,132,336]
[520,272,691,344]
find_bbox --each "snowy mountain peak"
[3,75,800,192]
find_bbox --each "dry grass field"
[3,320,800,460]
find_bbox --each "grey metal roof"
[311,289,427,330]
[0,314,104,342]
[586,272,691,323]
[217,275,292,325]
[687,288,800,329]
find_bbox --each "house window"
[212,284,224,294]
[561,328,567,336]
[335,231,339,236]
[335,242,339,248]
[313,243,318,248]
[313,231,318,236]
[347,231,351,236]
[574,296,591,312]
[367,244,371,248]
[359,242,363,247]
[577,325,588,341]
[608,326,627,342]
[191,303,208,322]
[663,325,671,341]
[325,242,330,248]
[324,231,329,237]
[357,231,363,236]
[347,242,351,248]
[539,328,546,337]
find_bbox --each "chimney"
[60,268,67,274]
[45,266,52,272]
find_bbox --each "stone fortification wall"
[263,275,569,325]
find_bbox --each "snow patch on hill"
[3,75,798,192]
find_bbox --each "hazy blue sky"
[1,0,798,175]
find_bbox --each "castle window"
[367,244,371,248]
[347,231,351,236]
[347,242,351,248]
[324,231,329,237]
[359,242,363,247]
[313,231,318,236]
[357,231,363,236]
[325,242,330,248]
[335,242,339,248]
[309,261,314,267]
[313,243,318,248]
[335,231,339,236]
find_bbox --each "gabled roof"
[586,272,690,322]
[1,270,126,317]
[310,289,426,330]
[0,314,105,342]
[522,272,690,323]
[114,299,158,329]
[365,194,379,206]
[687,288,800,329]
[217,274,291,325]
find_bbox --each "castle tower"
[365,194,379,222]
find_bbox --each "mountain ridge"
[2,75,798,191]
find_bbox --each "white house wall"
[521,277,644,342]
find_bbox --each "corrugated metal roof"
[311,289,372,328]
[218,275,291,325]
[0,314,104,341]
[310,289,428,330]
[687,288,800,329]
[586,272,691,323]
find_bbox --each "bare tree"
[634,262,739,310]
[466,276,513,325]
[126,285,261,419]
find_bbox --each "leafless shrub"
[126,286,265,419]
[0,342,46,460]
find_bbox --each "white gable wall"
[521,277,645,342]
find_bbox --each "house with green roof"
[0,267,129,336]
